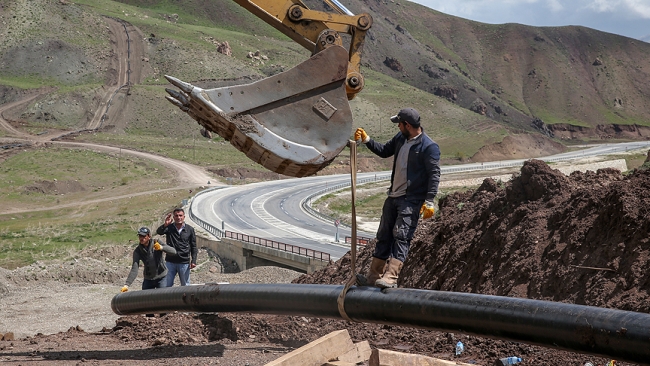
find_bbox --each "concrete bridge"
[197,234,331,274]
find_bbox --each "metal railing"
[345,235,373,245]
[191,213,225,238]
[224,231,330,261]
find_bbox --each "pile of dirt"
[23,179,85,195]
[112,313,236,344]
[297,160,650,311]
[3,257,122,286]
[0,247,288,289]
[208,166,287,181]
[403,161,649,312]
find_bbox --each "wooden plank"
[369,348,480,366]
[337,340,371,364]
[264,329,355,366]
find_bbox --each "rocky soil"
[2,159,650,365]
[0,247,302,365]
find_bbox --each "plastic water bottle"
[455,341,464,356]
[499,356,522,365]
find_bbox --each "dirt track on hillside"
[0,17,146,141]
[0,16,215,214]
[86,17,147,130]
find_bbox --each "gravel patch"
[0,248,302,339]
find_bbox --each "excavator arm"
[165,0,372,177]
[231,0,371,99]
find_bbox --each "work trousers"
[373,196,422,262]
[142,277,167,290]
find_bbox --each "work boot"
[355,257,386,286]
[375,258,403,289]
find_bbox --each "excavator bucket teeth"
[165,45,352,177]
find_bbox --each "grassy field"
[84,132,275,173]
[0,192,185,270]
[0,147,192,269]
[0,191,185,269]
[1,146,175,205]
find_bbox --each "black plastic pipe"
[112,284,650,364]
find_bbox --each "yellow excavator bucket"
[165,45,352,177]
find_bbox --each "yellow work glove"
[121,285,129,293]
[420,201,435,220]
[153,241,162,251]
[354,128,370,143]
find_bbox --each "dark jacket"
[125,239,177,286]
[365,130,441,202]
[156,223,197,265]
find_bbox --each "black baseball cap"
[390,108,420,127]
[137,227,151,236]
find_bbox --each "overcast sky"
[409,0,650,42]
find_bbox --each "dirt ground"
[2,159,650,365]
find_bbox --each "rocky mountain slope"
[2,0,650,160]
[114,0,650,137]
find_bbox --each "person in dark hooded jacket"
[121,227,177,292]
[354,108,441,289]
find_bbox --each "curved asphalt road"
[191,141,650,260]
[191,173,385,259]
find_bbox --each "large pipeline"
[112,284,650,364]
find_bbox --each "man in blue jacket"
[354,108,441,288]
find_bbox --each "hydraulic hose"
[112,284,650,364]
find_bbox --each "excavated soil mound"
[297,160,650,312]
[23,179,86,195]
[112,313,237,345]
[404,159,649,312]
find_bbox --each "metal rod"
[325,0,354,16]
[112,284,650,364]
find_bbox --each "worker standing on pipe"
[354,108,441,288]
[121,227,177,294]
